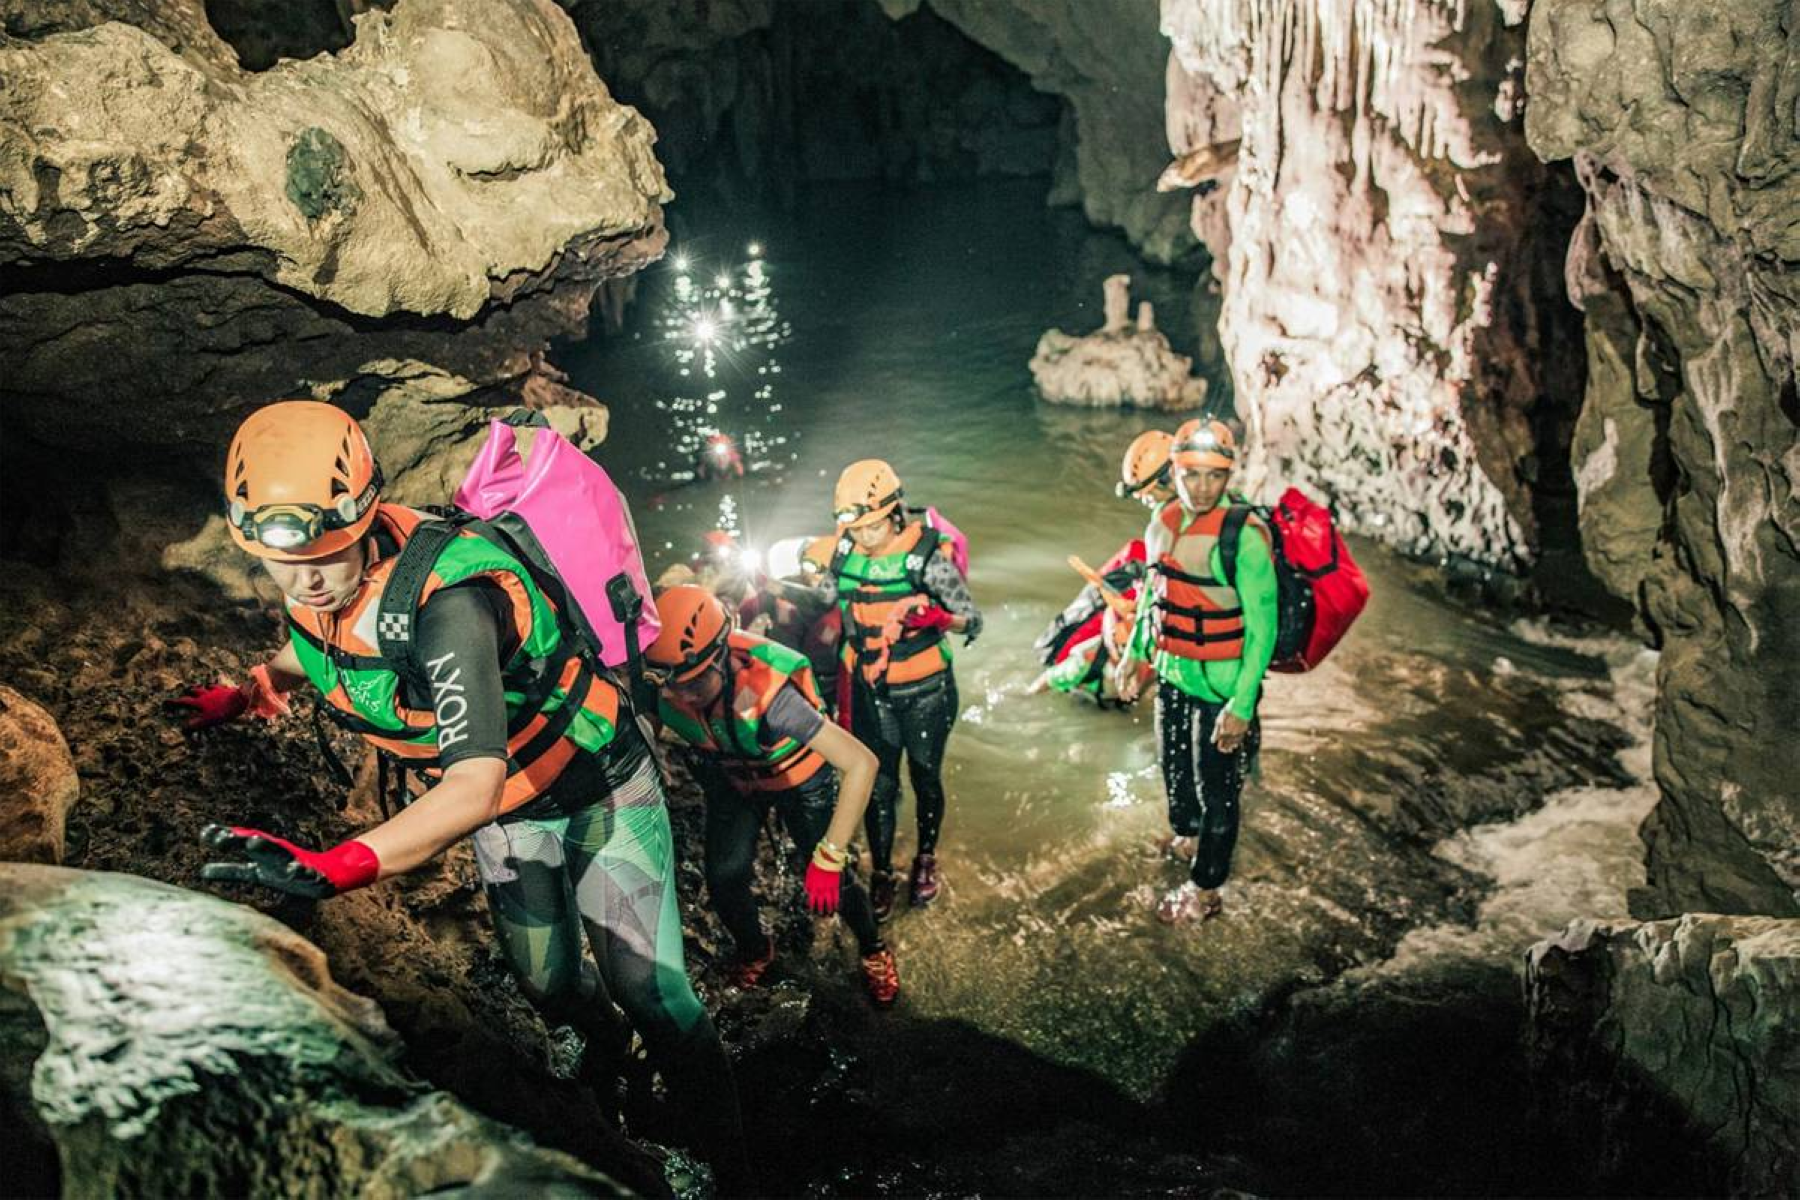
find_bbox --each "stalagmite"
[1030,275,1206,410]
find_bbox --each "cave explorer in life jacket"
[826,459,981,920]
[1115,419,1278,926]
[1030,429,1175,703]
[645,585,900,1007]
[171,400,750,1191]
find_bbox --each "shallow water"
[564,180,1645,1100]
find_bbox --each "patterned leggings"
[471,754,746,1184]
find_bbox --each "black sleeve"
[410,584,513,769]
[755,682,827,751]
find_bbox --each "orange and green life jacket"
[286,504,621,813]
[831,520,949,687]
[657,630,827,793]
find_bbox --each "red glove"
[200,824,381,898]
[167,666,291,729]
[903,605,956,633]
[166,682,248,729]
[804,841,845,915]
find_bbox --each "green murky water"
[566,180,1630,1099]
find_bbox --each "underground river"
[565,179,1655,1191]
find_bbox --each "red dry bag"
[1221,487,1368,673]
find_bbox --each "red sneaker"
[860,946,900,1008]
[722,936,775,988]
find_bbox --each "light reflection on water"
[565,180,1637,1097]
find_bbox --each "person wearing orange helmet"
[646,585,900,1006]
[1032,430,1171,690]
[1116,418,1278,924]
[176,400,749,1188]
[825,459,980,918]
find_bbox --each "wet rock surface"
[1160,0,1589,571]
[1524,0,1800,916]
[0,863,624,1198]
[0,685,79,864]
[0,0,667,459]
[1525,914,1800,1194]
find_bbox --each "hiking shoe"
[869,870,898,922]
[722,936,775,988]
[908,853,940,908]
[1156,882,1222,924]
[860,947,900,1008]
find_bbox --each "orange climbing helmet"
[224,400,384,561]
[833,459,904,528]
[1117,430,1174,499]
[645,584,731,683]
[1170,418,1237,470]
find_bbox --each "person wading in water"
[825,459,980,918]
[1117,419,1278,923]
[175,400,751,1189]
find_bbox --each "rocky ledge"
[1526,914,1799,1194]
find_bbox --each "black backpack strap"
[828,534,853,580]
[375,519,461,694]
[904,524,942,593]
[1219,505,1253,590]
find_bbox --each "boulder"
[0,0,667,457]
[0,863,625,1196]
[1526,915,1800,1194]
[0,686,78,864]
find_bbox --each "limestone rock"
[1525,0,1800,914]
[0,687,78,864]
[1526,915,1800,1194]
[1161,0,1588,569]
[0,0,667,456]
[0,863,624,1196]
[1030,274,1206,410]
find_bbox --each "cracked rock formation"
[0,863,622,1197]
[1525,915,1800,1194]
[0,0,667,459]
[1160,0,1588,570]
[1524,0,1800,917]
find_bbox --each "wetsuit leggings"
[701,767,884,956]
[1155,683,1261,890]
[471,754,747,1186]
[854,670,958,875]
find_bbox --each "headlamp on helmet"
[835,487,903,528]
[227,471,383,554]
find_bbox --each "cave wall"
[561,0,1195,263]
[1525,0,1800,916]
[1160,0,1589,572]
[0,0,666,473]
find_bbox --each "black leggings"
[1155,683,1260,890]
[854,670,959,874]
[702,767,884,956]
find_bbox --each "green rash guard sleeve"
[1227,519,1279,721]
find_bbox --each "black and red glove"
[200,824,380,899]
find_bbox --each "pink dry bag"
[454,416,660,669]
